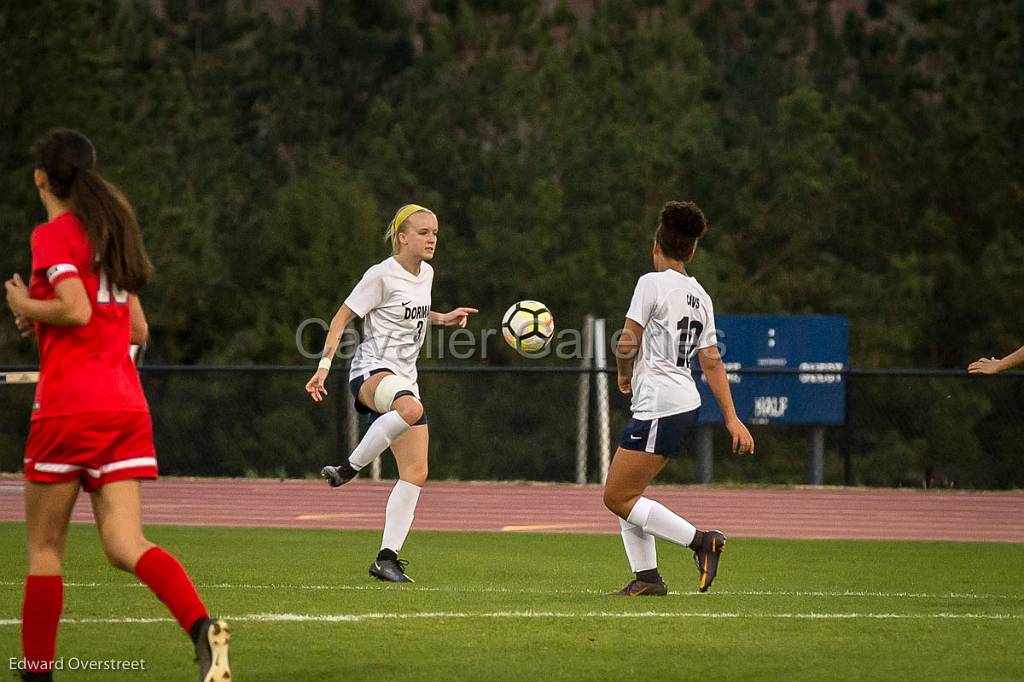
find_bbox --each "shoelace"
[389,558,410,574]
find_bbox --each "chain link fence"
[1,366,1021,488]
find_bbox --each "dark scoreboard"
[695,316,848,425]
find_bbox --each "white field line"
[0,611,1021,627]
[0,581,1020,601]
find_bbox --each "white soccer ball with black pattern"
[502,300,555,354]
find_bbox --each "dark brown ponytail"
[31,129,153,292]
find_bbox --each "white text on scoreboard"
[798,362,844,384]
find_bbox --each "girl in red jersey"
[4,130,230,682]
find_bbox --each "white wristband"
[318,357,332,371]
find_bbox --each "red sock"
[22,575,63,674]
[134,546,209,635]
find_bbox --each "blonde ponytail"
[385,204,434,253]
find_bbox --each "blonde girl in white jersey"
[603,201,755,596]
[306,204,476,582]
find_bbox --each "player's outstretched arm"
[428,307,479,328]
[5,273,91,327]
[969,345,1024,375]
[698,345,754,455]
[306,304,358,402]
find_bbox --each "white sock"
[626,497,697,548]
[348,411,411,470]
[618,517,657,572]
[380,480,422,553]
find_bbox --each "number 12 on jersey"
[677,317,704,368]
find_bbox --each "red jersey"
[29,212,148,420]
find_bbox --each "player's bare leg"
[604,448,725,592]
[22,482,79,680]
[25,481,80,575]
[90,480,155,570]
[92,480,230,681]
[604,449,670,595]
[604,448,667,520]
[392,422,429,487]
[321,373,422,487]
[369,422,428,583]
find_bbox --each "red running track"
[1,475,1022,543]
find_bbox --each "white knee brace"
[373,375,417,413]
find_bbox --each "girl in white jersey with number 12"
[603,201,755,596]
[306,204,477,583]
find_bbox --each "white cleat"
[195,617,232,681]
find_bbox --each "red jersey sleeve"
[31,222,83,286]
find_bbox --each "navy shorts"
[349,369,427,426]
[619,408,700,458]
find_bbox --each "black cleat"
[693,529,727,592]
[321,462,358,487]
[610,578,668,596]
[21,672,53,681]
[194,616,232,682]
[369,557,415,583]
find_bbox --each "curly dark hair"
[655,200,708,261]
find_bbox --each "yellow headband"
[393,204,431,231]
[386,204,434,252]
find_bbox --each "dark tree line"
[1,1,1021,486]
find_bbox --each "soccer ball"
[502,300,555,354]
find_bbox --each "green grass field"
[2,522,1023,680]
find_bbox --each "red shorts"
[25,411,158,492]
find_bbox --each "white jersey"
[625,270,717,419]
[346,257,433,392]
